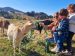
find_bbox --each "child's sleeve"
[69,15,75,24]
[56,20,69,32]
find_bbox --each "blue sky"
[0,0,75,15]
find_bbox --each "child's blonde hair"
[67,4,75,12]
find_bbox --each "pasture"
[0,19,75,56]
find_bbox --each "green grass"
[0,30,75,56]
[0,36,56,56]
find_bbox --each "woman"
[48,12,59,52]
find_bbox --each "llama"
[0,19,10,36]
[7,21,34,56]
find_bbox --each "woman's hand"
[52,26,57,32]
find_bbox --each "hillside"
[0,7,53,19]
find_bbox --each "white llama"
[7,21,33,56]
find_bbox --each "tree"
[48,15,53,18]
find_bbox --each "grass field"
[0,19,75,56]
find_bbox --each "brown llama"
[0,19,10,36]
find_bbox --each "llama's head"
[24,21,34,29]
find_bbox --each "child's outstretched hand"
[40,22,45,27]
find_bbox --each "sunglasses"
[53,16,58,18]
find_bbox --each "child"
[67,4,75,52]
[52,9,69,52]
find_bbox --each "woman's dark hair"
[68,4,75,12]
[54,12,59,18]
[59,8,68,16]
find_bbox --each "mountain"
[0,7,28,19]
[0,7,24,13]
[0,7,53,19]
